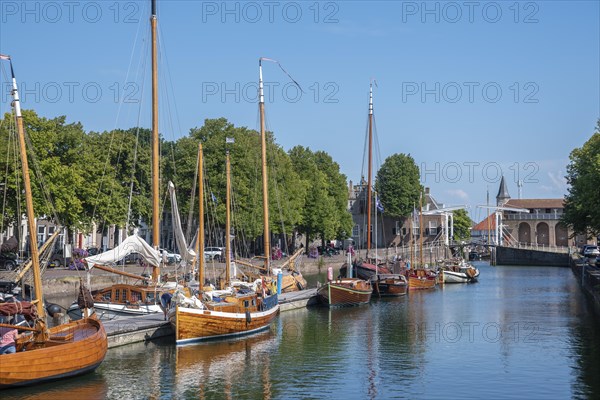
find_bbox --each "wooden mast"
[409,207,414,270]
[9,58,45,319]
[419,193,424,268]
[197,144,205,290]
[225,151,231,286]
[366,83,374,255]
[259,59,270,273]
[150,0,160,282]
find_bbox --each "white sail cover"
[168,181,196,267]
[85,235,161,269]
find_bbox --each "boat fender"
[245,310,251,324]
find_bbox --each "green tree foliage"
[452,209,472,242]
[169,118,305,250]
[563,121,600,237]
[0,110,90,237]
[289,146,352,244]
[375,153,422,218]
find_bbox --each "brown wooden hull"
[408,275,437,290]
[170,302,280,345]
[0,317,108,388]
[317,279,373,307]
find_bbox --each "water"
[4,262,600,399]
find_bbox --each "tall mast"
[259,59,270,272]
[225,151,231,285]
[7,57,45,319]
[409,207,414,270]
[197,144,204,290]
[150,0,160,282]
[366,83,373,254]
[419,192,424,268]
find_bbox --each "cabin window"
[115,289,120,301]
[146,293,155,302]
[244,300,250,308]
[131,291,141,302]
[102,290,111,301]
[252,299,256,306]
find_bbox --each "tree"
[452,209,472,242]
[375,153,422,218]
[562,121,600,237]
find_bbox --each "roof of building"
[472,214,496,231]
[505,199,565,209]
[496,176,510,200]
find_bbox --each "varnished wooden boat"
[340,262,406,296]
[68,283,177,320]
[169,292,279,344]
[407,270,437,290]
[0,53,108,389]
[0,317,107,388]
[317,278,373,307]
[372,274,408,296]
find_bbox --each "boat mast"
[225,151,231,285]
[8,57,45,319]
[150,0,160,282]
[366,83,374,255]
[259,59,270,273]
[197,144,205,290]
[419,192,424,268]
[409,206,414,270]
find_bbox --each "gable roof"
[472,214,496,231]
[505,199,565,209]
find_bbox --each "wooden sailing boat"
[0,55,107,388]
[69,0,181,319]
[407,194,436,290]
[168,144,279,344]
[339,81,405,297]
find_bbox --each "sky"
[1,0,598,223]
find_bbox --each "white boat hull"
[442,268,480,283]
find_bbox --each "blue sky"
[1,1,598,222]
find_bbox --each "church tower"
[496,176,510,206]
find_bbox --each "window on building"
[545,208,551,214]
[352,225,359,237]
[428,221,437,236]
[37,226,46,244]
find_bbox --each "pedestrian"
[0,325,19,355]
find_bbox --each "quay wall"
[496,246,570,267]
[570,255,600,316]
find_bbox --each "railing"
[508,242,573,254]
[505,213,562,220]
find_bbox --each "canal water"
[4,262,600,399]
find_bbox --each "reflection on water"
[2,263,600,399]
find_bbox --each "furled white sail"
[168,181,196,267]
[85,235,161,269]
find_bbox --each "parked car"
[204,247,224,261]
[0,252,18,271]
[120,252,142,265]
[87,247,100,256]
[159,249,181,264]
[583,245,600,257]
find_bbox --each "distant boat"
[317,277,373,307]
[340,260,407,296]
[407,194,437,290]
[0,54,107,388]
[354,81,407,297]
[439,259,480,283]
